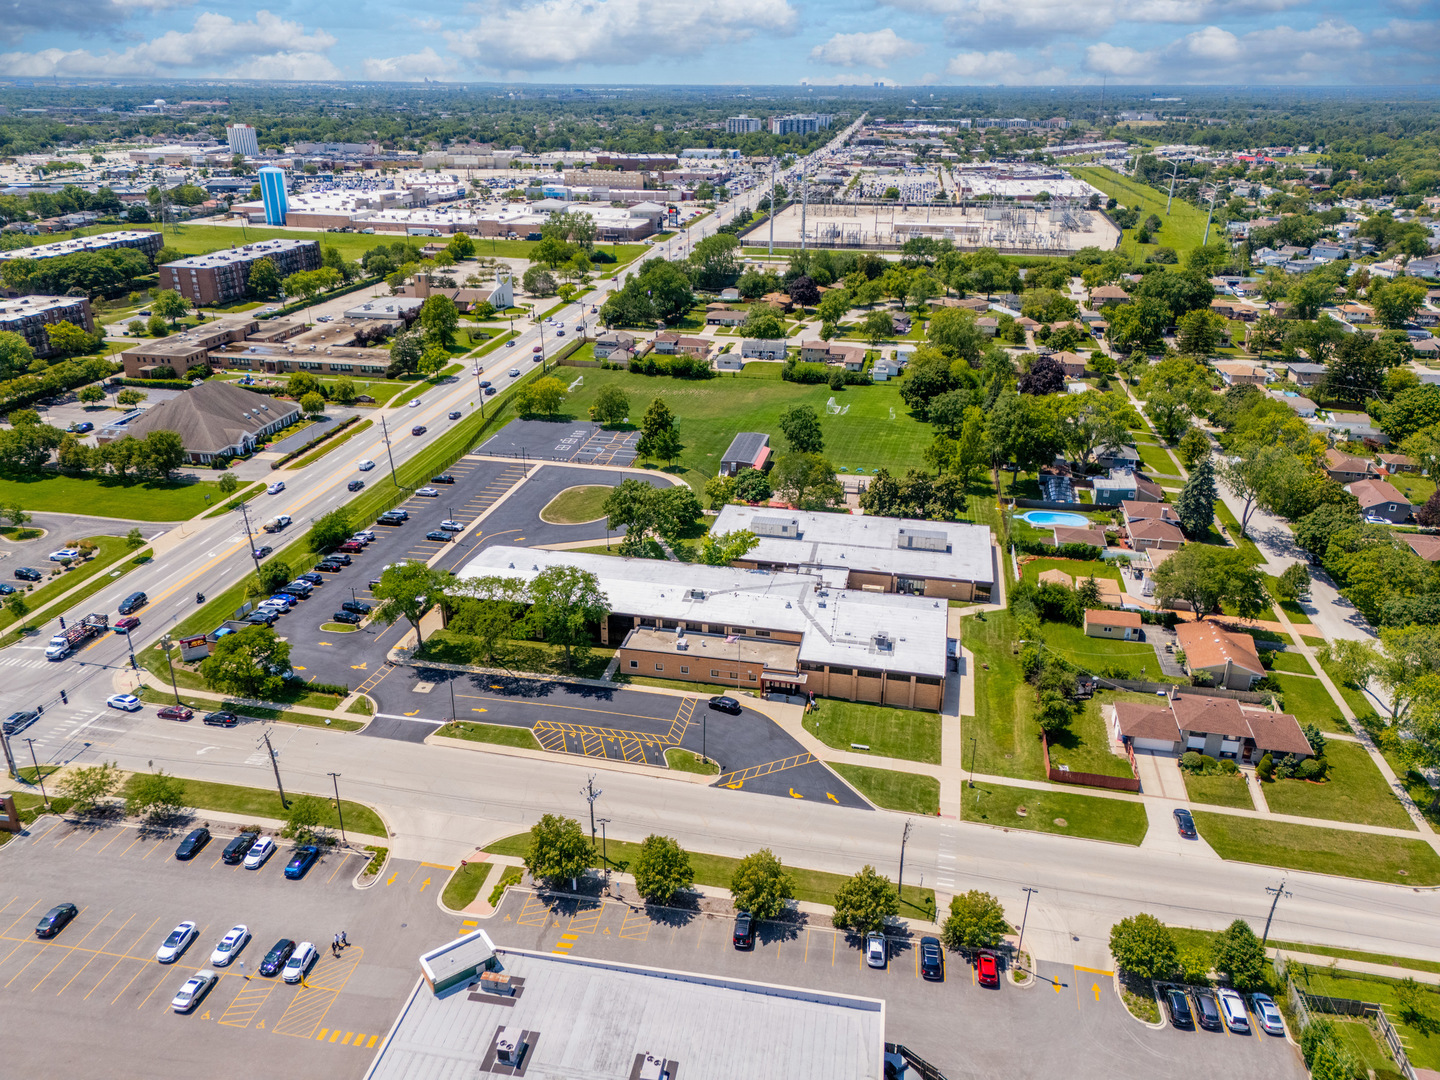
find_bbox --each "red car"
[114,616,140,631]
[158,705,194,721]
[976,952,1000,988]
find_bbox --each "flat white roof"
[162,238,317,270]
[459,547,949,677]
[0,229,158,262]
[712,506,994,587]
[0,294,89,320]
[365,945,884,1080]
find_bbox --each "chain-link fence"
[1275,953,1418,1080]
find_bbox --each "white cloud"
[1083,18,1372,81]
[809,29,922,68]
[880,0,1310,42]
[800,72,903,85]
[0,10,337,77]
[362,47,455,81]
[445,0,795,69]
[0,0,198,43]
[944,48,1069,82]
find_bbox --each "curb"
[1120,972,1168,1029]
[353,846,388,890]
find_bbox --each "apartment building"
[225,123,259,159]
[0,230,163,265]
[0,295,95,358]
[159,239,320,307]
[769,114,833,136]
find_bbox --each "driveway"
[1133,749,1188,800]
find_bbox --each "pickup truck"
[45,613,110,660]
[263,515,292,534]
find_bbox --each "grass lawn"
[436,721,541,750]
[442,862,491,910]
[1286,966,1440,1073]
[482,833,936,918]
[1212,500,1266,565]
[962,611,1045,780]
[557,369,938,493]
[1068,166,1210,257]
[1273,672,1349,734]
[1047,692,1147,779]
[665,748,720,775]
[1262,739,1415,830]
[1038,621,1166,680]
[1386,471,1436,505]
[1264,575,1313,624]
[0,472,233,521]
[120,773,385,837]
[961,780,1147,845]
[1191,811,1440,884]
[1020,557,1123,585]
[1317,657,1381,722]
[1133,441,1182,477]
[1267,650,1314,674]
[618,675,739,697]
[829,763,940,814]
[1182,771,1254,808]
[540,484,613,524]
[802,700,941,764]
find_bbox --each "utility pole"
[328,772,345,844]
[1017,886,1038,959]
[1165,160,1180,216]
[447,677,457,723]
[379,414,399,488]
[897,819,912,901]
[24,739,48,808]
[1259,878,1291,951]
[0,729,16,781]
[261,729,288,809]
[768,158,776,258]
[237,497,260,579]
[800,162,809,251]
[160,633,181,704]
[597,817,610,887]
[581,774,601,848]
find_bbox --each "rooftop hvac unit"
[494,1027,526,1067]
[874,633,895,653]
[751,515,800,539]
[686,589,707,601]
[638,1054,668,1080]
[897,527,949,552]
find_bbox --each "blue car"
[283,844,320,880]
[268,594,298,608]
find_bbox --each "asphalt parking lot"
[488,889,1306,1080]
[476,418,640,466]
[0,814,460,1080]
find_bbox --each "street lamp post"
[1017,886,1038,960]
[968,735,977,788]
[24,738,48,808]
[123,626,137,670]
[160,633,181,705]
[328,771,346,845]
[597,817,610,888]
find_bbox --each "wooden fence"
[1040,733,1141,792]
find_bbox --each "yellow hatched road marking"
[715,753,817,787]
[219,980,275,1028]
[273,947,363,1039]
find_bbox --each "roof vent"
[637,1054,669,1080]
[873,632,894,653]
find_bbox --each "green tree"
[1177,428,1211,468]
[299,392,326,418]
[311,508,352,553]
[418,293,460,349]
[247,560,294,599]
[1152,544,1267,621]
[200,625,292,700]
[55,760,121,815]
[45,321,96,358]
[1211,919,1266,991]
[1276,562,1310,602]
[284,795,328,844]
[1173,453,1218,538]
[125,527,144,548]
[862,309,895,345]
[1325,625,1440,725]
[115,388,146,407]
[372,562,455,647]
[152,289,189,325]
[521,266,557,297]
[0,331,36,381]
[522,564,609,671]
[832,865,900,936]
[734,467,772,503]
[778,405,824,454]
[738,304,785,340]
[125,769,186,824]
[695,529,759,566]
[771,452,843,510]
[926,307,984,363]
[590,385,630,425]
[77,384,105,406]
[1176,309,1227,358]
[4,592,29,624]
[524,813,592,888]
[216,472,240,497]
[630,834,695,904]
[247,257,281,298]
[1108,913,1177,980]
[1370,279,1427,330]
[729,848,795,921]
[636,397,680,463]
[704,474,737,510]
[941,890,1009,953]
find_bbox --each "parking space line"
[218,978,275,1028]
[96,827,130,854]
[31,941,79,993]
[119,833,146,858]
[86,916,159,1000]
[58,912,134,996]
[136,964,175,1010]
[272,946,364,1039]
[27,818,62,845]
[70,829,101,852]
[0,899,41,939]
[5,942,50,988]
[568,908,603,935]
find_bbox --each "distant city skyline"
[0,0,1434,87]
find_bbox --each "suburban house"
[1095,443,1141,471]
[1270,390,1317,418]
[95,380,300,464]
[718,432,771,477]
[1376,453,1416,475]
[1053,526,1109,550]
[799,341,866,369]
[398,272,514,313]
[1110,693,1312,764]
[1323,448,1373,484]
[705,305,747,326]
[1121,501,1184,551]
[890,312,912,334]
[1406,535,1440,562]
[593,331,637,360]
[1284,362,1328,387]
[1347,477,1412,524]
[1174,621,1267,689]
[1084,609,1142,641]
[740,338,787,360]
[1214,362,1268,386]
[1092,469,1164,506]
[652,332,708,357]
[1052,351,1086,377]
[1088,285,1130,308]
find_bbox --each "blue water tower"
[258,167,288,226]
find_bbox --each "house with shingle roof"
[96,380,299,465]
[1323,448,1372,484]
[1347,478,1412,524]
[1110,691,1312,763]
[1175,621,1266,689]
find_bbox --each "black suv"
[919,936,944,980]
[221,833,258,864]
[175,827,210,860]
[259,939,296,977]
[733,911,754,950]
[708,696,742,715]
[203,711,239,727]
[2,710,39,736]
[431,474,456,484]
[14,567,42,582]
[1166,987,1194,1028]
[341,600,372,615]
[332,610,362,624]
[298,572,325,586]
[327,553,352,566]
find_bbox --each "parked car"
[245,610,278,627]
[49,548,82,562]
[313,562,342,573]
[203,711,239,727]
[69,421,94,434]
[342,600,372,615]
[282,941,318,983]
[357,459,375,471]
[708,696,742,715]
[1173,808,1196,839]
[327,553,352,566]
[439,520,463,532]
[976,952,1000,988]
[35,903,78,939]
[259,938,296,977]
[171,970,219,1013]
[1252,993,1285,1036]
[919,936,944,980]
[1216,988,1250,1033]
[425,530,452,542]
[297,572,325,586]
[332,610,361,624]
[416,487,440,497]
[14,567,42,581]
[411,425,427,436]
[351,530,375,544]
[158,705,194,721]
[3,710,39,735]
[221,833,258,865]
[377,511,406,526]
[284,844,320,879]
[431,474,455,484]
[174,828,209,860]
[210,925,250,966]
[1193,989,1223,1031]
[267,481,285,495]
[1166,987,1194,1027]
[732,912,754,950]
[0,583,14,595]
[156,921,198,962]
[865,932,887,969]
[106,694,142,712]
[338,541,364,554]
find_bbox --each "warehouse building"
[159,238,321,307]
[459,547,951,710]
[711,506,994,602]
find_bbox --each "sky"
[0,0,1436,87]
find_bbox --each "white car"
[48,548,81,562]
[267,481,285,495]
[106,694,142,712]
[282,941,318,984]
[170,970,218,1013]
[865,932,887,969]
[439,520,463,532]
[508,368,520,378]
[210,924,250,966]
[357,459,375,472]
[156,921,198,963]
[1216,987,1250,1033]
[415,487,439,497]
[243,835,276,869]
[1252,993,1286,1036]
[408,399,422,408]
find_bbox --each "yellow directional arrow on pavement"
[789,788,804,798]
[350,662,368,671]
[472,707,487,713]
[1092,983,1101,1001]
[420,877,431,893]
[404,709,419,716]
[826,792,839,803]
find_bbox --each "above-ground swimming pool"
[1019,510,1091,528]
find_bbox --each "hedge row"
[271,415,362,469]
